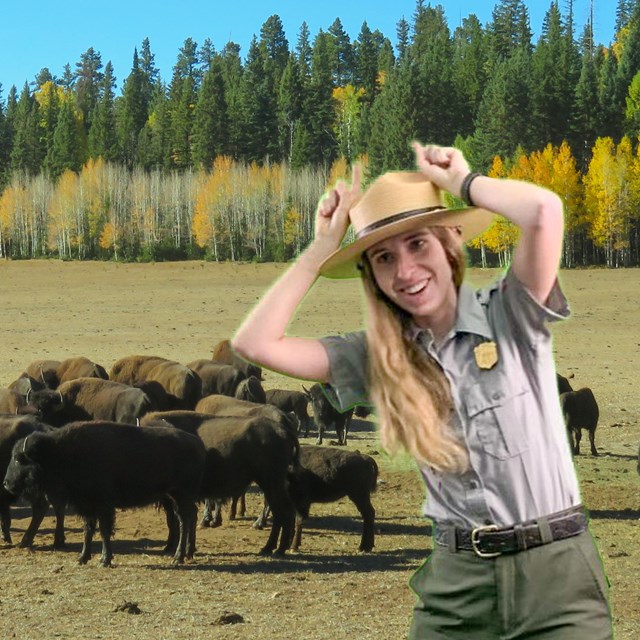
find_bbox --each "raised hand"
[412,142,469,198]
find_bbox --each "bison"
[0,386,63,422]
[56,356,109,385]
[288,446,378,552]
[141,411,297,555]
[0,414,65,548]
[211,339,263,380]
[110,355,202,409]
[265,388,312,436]
[234,376,266,403]
[3,421,205,567]
[50,377,153,427]
[560,387,599,456]
[23,360,61,389]
[187,360,245,398]
[303,383,354,446]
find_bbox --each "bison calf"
[560,387,599,456]
[3,421,205,567]
[288,446,378,552]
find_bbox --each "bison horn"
[22,434,30,454]
[26,387,32,403]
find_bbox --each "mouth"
[397,279,429,299]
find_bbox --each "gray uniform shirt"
[319,268,581,529]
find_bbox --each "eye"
[373,252,394,265]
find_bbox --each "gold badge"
[474,341,498,370]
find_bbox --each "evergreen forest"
[1,0,639,268]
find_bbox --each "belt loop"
[447,525,458,553]
[514,524,527,551]
[537,516,553,544]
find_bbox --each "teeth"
[404,282,425,294]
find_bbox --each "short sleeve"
[318,330,370,412]
[498,268,570,340]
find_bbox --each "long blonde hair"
[361,226,469,474]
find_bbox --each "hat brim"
[318,206,496,279]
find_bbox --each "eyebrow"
[367,231,429,259]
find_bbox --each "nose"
[394,249,417,282]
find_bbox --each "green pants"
[409,530,613,639]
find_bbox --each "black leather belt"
[434,505,588,558]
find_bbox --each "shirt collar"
[407,282,494,343]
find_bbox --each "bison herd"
[0,343,628,569]
[0,342,378,567]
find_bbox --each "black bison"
[560,387,599,456]
[303,383,354,445]
[110,355,202,409]
[56,356,109,385]
[3,421,205,567]
[50,378,153,427]
[187,360,245,397]
[211,339,263,380]
[288,446,378,552]
[193,394,298,526]
[265,388,312,436]
[23,360,62,389]
[141,411,298,555]
[557,373,574,395]
[0,414,65,548]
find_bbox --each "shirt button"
[492,391,502,401]
[468,480,478,490]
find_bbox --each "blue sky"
[0,0,616,95]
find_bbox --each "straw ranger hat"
[318,171,495,279]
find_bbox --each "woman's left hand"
[412,142,469,199]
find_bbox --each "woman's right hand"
[310,164,362,260]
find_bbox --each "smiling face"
[364,226,461,335]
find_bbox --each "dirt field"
[0,260,638,640]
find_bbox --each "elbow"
[230,332,251,361]
[534,191,564,234]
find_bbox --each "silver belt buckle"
[471,524,501,558]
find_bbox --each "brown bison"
[110,355,202,409]
[23,360,62,389]
[51,378,153,427]
[141,410,298,556]
[211,339,263,380]
[187,360,245,397]
[56,357,109,385]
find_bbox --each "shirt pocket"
[465,376,530,460]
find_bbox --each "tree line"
[0,0,639,266]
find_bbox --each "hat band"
[355,206,448,240]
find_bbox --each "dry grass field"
[0,260,638,640]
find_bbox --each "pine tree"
[88,61,118,161]
[530,2,578,149]
[573,22,600,170]
[487,0,532,66]
[451,15,488,138]
[44,95,85,179]
[0,85,9,182]
[368,56,417,175]
[137,81,171,170]
[168,39,199,168]
[614,2,640,137]
[328,18,355,86]
[35,80,61,162]
[296,22,313,81]
[139,38,160,107]
[411,4,460,145]
[10,83,43,174]
[117,49,148,169]
[396,17,410,60]
[354,22,379,107]
[471,49,534,170]
[74,47,104,136]
[219,42,245,159]
[192,55,229,168]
